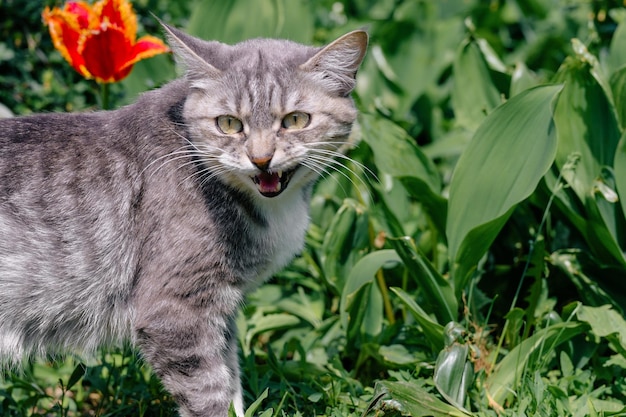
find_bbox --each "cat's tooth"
[277,170,283,179]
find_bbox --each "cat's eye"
[281,112,310,130]
[216,115,244,134]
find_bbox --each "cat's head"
[162,24,367,200]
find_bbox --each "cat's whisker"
[306,153,374,201]
[176,158,227,187]
[300,159,352,196]
[141,145,194,173]
[144,150,213,181]
[300,159,338,185]
[178,158,235,188]
[196,166,234,189]
[305,145,379,183]
[307,152,366,184]
[306,155,360,188]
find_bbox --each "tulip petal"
[81,25,133,83]
[42,6,91,79]
[120,35,170,71]
[65,1,98,30]
[95,0,137,41]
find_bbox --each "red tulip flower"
[43,0,169,84]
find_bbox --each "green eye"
[282,112,310,130]
[216,115,243,134]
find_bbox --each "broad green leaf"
[389,237,457,324]
[359,113,440,189]
[434,343,473,413]
[610,66,626,130]
[553,52,621,201]
[359,113,446,233]
[339,250,401,338]
[587,168,626,264]
[244,313,300,349]
[276,294,323,328]
[607,20,626,75]
[187,0,313,44]
[378,344,420,366]
[447,85,562,291]
[399,176,448,238]
[510,62,539,97]
[553,49,625,265]
[576,305,626,357]
[244,388,269,417]
[376,381,472,417]
[615,130,626,219]
[362,281,384,337]
[390,287,445,349]
[451,39,502,131]
[320,199,369,293]
[451,208,514,291]
[486,321,587,406]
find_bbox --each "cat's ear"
[159,21,221,82]
[300,30,368,96]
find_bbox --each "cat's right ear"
[300,30,368,97]
[158,21,221,83]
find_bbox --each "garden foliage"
[1,0,626,416]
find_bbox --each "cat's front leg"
[134,300,244,417]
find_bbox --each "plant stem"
[100,82,110,110]
[376,269,395,325]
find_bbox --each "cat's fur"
[0,23,367,417]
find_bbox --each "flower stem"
[100,82,110,110]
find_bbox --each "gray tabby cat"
[0,23,367,417]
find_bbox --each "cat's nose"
[249,155,273,171]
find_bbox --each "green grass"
[3,0,626,416]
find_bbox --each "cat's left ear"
[300,30,368,96]
[158,20,222,82]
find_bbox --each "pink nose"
[249,155,272,171]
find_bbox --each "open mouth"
[251,167,297,198]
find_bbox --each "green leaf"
[434,343,473,413]
[359,113,446,234]
[451,39,502,131]
[447,85,562,291]
[376,381,472,417]
[244,313,301,349]
[66,363,85,391]
[576,305,626,357]
[553,50,621,200]
[486,321,587,406]
[390,287,445,349]
[359,113,441,189]
[244,388,269,417]
[553,49,625,265]
[389,237,457,324]
[607,20,626,75]
[510,62,540,97]
[398,176,448,238]
[378,344,420,366]
[615,130,626,222]
[320,199,369,292]
[610,66,626,130]
[340,250,401,339]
